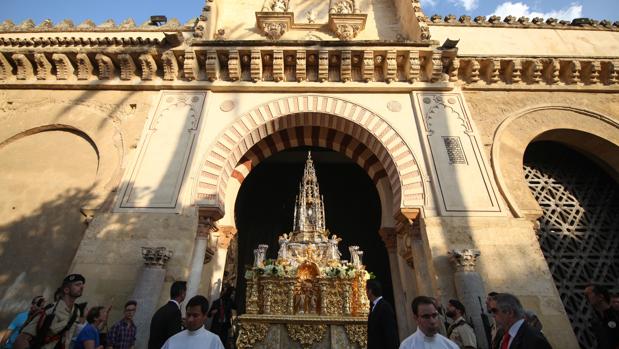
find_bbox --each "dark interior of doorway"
[234,146,394,315]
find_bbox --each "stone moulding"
[328,13,367,40]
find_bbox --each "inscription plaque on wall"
[442,136,467,165]
[413,92,503,215]
[116,91,206,211]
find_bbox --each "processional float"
[237,152,370,349]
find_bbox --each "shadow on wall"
[0,186,96,326]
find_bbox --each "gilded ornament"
[286,323,327,349]
[345,324,367,348]
[236,322,269,348]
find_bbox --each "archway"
[232,147,393,315]
[524,141,619,349]
[194,94,426,216]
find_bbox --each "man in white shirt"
[400,296,459,349]
[161,295,224,349]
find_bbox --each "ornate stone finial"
[448,249,480,272]
[430,14,443,23]
[119,18,137,29]
[77,19,96,29]
[56,19,75,29]
[270,0,288,12]
[98,19,116,29]
[474,16,486,24]
[141,247,173,267]
[37,19,54,29]
[19,19,36,30]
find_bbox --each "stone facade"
[1,1,618,348]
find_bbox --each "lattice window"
[524,144,619,349]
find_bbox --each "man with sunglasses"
[488,293,551,349]
[399,296,458,349]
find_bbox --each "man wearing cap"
[14,274,85,349]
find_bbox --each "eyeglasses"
[419,312,439,320]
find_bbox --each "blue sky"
[1,0,617,25]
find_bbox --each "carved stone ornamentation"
[448,249,481,272]
[34,53,53,80]
[318,50,329,82]
[141,247,173,267]
[12,54,34,80]
[378,227,397,251]
[138,54,158,80]
[362,50,374,82]
[256,12,293,40]
[161,51,179,81]
[76,54,94,80]
[286,324,327,349]
[204,50,219,81]
[0,53,14,80]
[330,0,355,14]
[52,53,74,80]
[296,50,306,82]
[117,54,137,80]
[328,13,367,40]
[263,22,287,40]
[95,53,116,80]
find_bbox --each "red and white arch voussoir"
[196,95,424,210]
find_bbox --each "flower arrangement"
[323,265,357,278]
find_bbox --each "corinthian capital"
[448,249,480,272]
[141,247,173,267]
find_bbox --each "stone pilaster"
[186,208,223,310]
[448,249,488,349]
[205,225,238,303]
[132,247,173,349]
[379,227,409,339]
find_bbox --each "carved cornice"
[141,247,173,267]
[0,44,617,91]
[448,248,480,272]
[429,15,619,32]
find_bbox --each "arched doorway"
[232,146,393,314]
[524,141,619,348]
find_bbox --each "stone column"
[379,227,409,340]
[205,225,237,302]
[185,208,223,309]
[449,249,488,349]
[131,247,173,349]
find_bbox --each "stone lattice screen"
[524,144,619,349]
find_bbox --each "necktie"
[500,332,511,349]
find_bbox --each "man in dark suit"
[490,293,552,349]
[148,281,187,349]
[366,279,399,349]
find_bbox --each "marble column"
[449,249,488,349]
[131,247,173,349]
[379,227,409,340]
[185,208,222,310]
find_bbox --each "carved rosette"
[256,12,294,40]
[328,13,367,40]
[286,323,327,349]
[141,247,173,267]
[344,324,367,348]
[449,249,480,272]
[237,322,269,349]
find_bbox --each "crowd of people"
[1,274,617,349]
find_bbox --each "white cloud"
[450,0,479,11]
[490,1,583,20]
